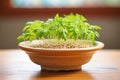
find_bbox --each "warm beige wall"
[0,16,120,49]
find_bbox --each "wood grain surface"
[0,49,120,80]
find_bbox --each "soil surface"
[22,39,94,49]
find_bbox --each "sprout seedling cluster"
[17,13,101,48]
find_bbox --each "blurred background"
[0,0,120,49]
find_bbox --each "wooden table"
[0,49,120,80]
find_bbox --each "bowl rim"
[18,41,104,51]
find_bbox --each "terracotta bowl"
[18,41,104,71]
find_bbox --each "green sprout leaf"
[17,13,102,46]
